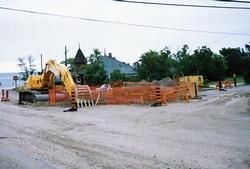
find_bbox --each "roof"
[99,55,137,76]
[74,48,87,65]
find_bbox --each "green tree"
[85,61,107,85]
[189,46,227,81]
[109,69,127,82]
[85,49,107,85]
[137,47,173,81]
[219,47,244,76]
[89,48,101,63]
[174,46,226,81]
[243,42,250,84]
[210,54,227,81]
[192,46,214,77]
[175,44,189,61]
[60,57,75,72]
[17,55,36,80]
[174,44,195,76]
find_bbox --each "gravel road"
[0,86,250,169]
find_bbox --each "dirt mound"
[139,80,148,83]
[152,77,176,87]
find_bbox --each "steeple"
[74,47,87,66]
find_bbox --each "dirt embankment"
[0,86,250,169]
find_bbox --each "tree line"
[75,43,250,85]
[18,43,250,85]
[136,43,250,84]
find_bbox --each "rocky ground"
[0,86,250,169]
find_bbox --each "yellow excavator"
[20,59,77,111]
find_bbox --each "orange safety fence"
[160,87,177,104]
[48,82,197,106]
[93,85,184,105]
[93,82,197,105]
[98,86,153,104]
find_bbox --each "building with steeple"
[73,47,87,84]
[74,48,87,68]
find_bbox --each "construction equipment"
[216,80,233,89]
[20,60,77,111]
[176,75,204,88]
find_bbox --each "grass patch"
[208,76,245,87]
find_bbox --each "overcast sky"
[0,0,249,73]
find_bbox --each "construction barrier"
[216,80,233,89]
[160,87,177,104]
[176,82,191,101]
[96,86,170,105]
[48,85,69,104]
[47,82,197,107]
[48,85,95,108]
[1,89,10,102]
[94,82,197,106]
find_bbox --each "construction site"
[0,59,250,169]
[5,59,202,110]
[1,0,250,168]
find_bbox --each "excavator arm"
[43,60,75,95]
[43,60,78,111]
[24,59,78,111]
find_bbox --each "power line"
[0,6,250,36]
[208,34,236,46]
[215,0,250,4]
[114,0,250,9]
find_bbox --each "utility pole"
[65,45,68,67]
[40,54,43,73]
[104,48,106,56]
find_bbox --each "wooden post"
[194,82,198,98]
[233,73,237,87]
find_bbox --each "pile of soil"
[152,77,177,87]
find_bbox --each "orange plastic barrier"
[47,82,194,106]
[48,85,69,104]
[96,85,180,105]
[1,89,10,102]
[216,80,233,89]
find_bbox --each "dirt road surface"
[0,86,250,169]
